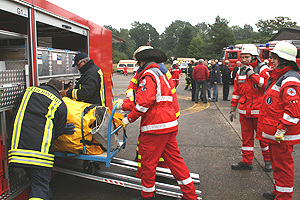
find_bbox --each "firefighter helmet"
[270,42,297,62]
[173,60,178,65]
[133,46,167,63]
[241,44,258,56]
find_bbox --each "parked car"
[179,62,188,73]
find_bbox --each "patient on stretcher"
[53,97,123,155]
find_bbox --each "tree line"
[104,16,298,63]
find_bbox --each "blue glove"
[63,123,75,134]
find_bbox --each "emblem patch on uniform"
[266,97,272,105]
[139,79,146,87]
[287,88,296,96]
[253,83,258,89]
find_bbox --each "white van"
[117,60,137,74]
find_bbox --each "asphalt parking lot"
[51,73,300,200]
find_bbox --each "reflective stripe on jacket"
[9,85,67,168]
[123,63,178,134]
[126,67,180,118]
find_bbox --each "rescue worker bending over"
[8,79,75,200]
[61,52,106,106]
[114,46,198,200]
[257,42,300,200]
[230,44,272,171]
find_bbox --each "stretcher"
[53,103,202,199]
[54,103,127,169]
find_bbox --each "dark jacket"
[192,63,209,81]
[221,64,231,83]
[8,84,67,169]
[67,59,106,105]
[210,64,221,84]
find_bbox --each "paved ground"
[51,73,300,200]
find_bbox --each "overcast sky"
[46,0,300,34]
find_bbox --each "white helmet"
[270,42,297,62]
[241,44,258,56]
[173,60,178,65]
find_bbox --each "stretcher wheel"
[88,162,95,174]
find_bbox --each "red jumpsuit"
[122,62,197,199]
[169,64,182,88]
[126,69,180,169]
[231,61,270,165]
[123,65,128,76]
[257,66,300,200]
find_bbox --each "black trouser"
[223,81,230,100]
[191,79,196,101]
[24,167,52,200]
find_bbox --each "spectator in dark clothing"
[189,62,196,101]
[231,61,241,84]
[209,59,221,102]
[222,60,231,101]
[193,59,209,103]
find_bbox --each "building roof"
[270,27,300,41]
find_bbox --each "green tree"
[186,34,204,59]
[129,21,160,48]
[177,26,193,57]
[160,20,197,58]
[207,16,235,59]
[231,24,254,43]
[255,16,298,39]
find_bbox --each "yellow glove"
[113,99,123,110]
[229,106,237,122]
[121,117,130,130]
[274,129,286,143]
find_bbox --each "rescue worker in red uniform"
[123,64,128,76]
[114,46,198,200]
[8,79,75,200]
[169,60,182,88]
[126,60,180,169]
[257,42,300,200]
[229,44,272,171]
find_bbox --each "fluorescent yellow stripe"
[159,157,164,162]
[29,198,43,200]
[12,89,33,150]
[126,88,133,94]
[9,150,55,160]
[176,111,180,118]
[136,146,139,151]
[166,71,172,80]
[41,101,60,154]
[129,96,134,102]
[171,88,176,94]
[9,156,53,168]
[138,162,141,167]
[138,154,141,159]
[98,69,106,106]
[72,89,78,99]
[131,77,137,84]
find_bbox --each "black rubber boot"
[264,160,272,172]
[263,191,275,199]
[231,161,253,170]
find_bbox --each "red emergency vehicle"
[221,44,243,71]
[0,0,116,199]
[257,40,300,68]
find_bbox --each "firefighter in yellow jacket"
[8,79,75,200]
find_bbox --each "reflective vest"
[126,67,180,118]
[8,85,67,169]
[123,63,178,134]
[257,69,300,145]
[231,62,270,118]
